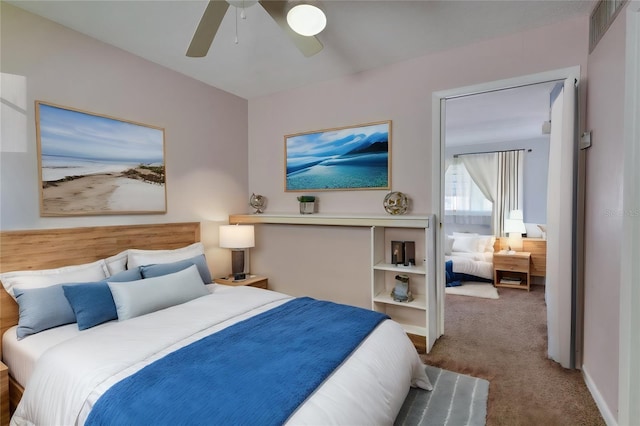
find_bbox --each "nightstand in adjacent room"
[1,361,8,426]
[493,252,531,291]
[214,275,268,289]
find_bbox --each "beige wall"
[0,4,249,276]
[248,16,588,215]
[248,11,625,422]
[584,5,628,420]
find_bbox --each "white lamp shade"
[219,225,255,249]
[504,210,526,234]
[287,3,326,36]
[509,209,524,221]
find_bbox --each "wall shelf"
[373,291,427,310]
[229,213,430,228]
[373,262,426,275]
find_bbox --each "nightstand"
[493,252,531,291]
[1,361,8,426]
[214,275,268,289]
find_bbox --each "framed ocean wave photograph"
[35,101,167,216]
[285,120,391,191]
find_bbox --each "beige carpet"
[422,285,604,426]
[445,283,499,299]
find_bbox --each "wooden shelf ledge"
[229,213,431,228]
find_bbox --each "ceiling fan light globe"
[287,4,326,36]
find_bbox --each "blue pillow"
[14,284,76,340]
[63,267,143,330]
[140,254,212,284]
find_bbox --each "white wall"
[0,4,249,276]
[583,4,628,421]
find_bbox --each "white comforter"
[11,285,431,426]
[446,252,494,280]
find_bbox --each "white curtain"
[459,153,498,230]
[495,151,524,235]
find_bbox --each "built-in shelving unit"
[229,213,438,353]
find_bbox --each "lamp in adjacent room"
[219,225,255,280]
[504,210,526,253]
[287,1,326,36]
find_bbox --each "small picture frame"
[391,241,404,265]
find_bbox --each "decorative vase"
[297,195,316,214]
[391,274,413,302]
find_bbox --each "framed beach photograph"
[285,120,391,191]
[36,101,166,216]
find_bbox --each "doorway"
[431,67,582,369]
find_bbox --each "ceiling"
[9,1,592,146]
[445,81,561,147]
[10,0,594,101]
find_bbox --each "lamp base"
[231,250,245,276]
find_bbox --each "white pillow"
[477,235,496,253]
[452,232,479,238]
[445,236,455,255]
[451,236,479,253]
[108,264,209,321]
[0,259,109,301]
[127,242,204,269]
[105,250,128,275]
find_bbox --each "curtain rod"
[453,148,531,158]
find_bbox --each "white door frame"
[431,65,581,351]
[618,2,640,424]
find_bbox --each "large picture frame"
[36,101,167,216]
[285,120,391,191]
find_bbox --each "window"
[444,162,492,215]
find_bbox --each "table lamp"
[219,225,255,280]
[503,210,526,253]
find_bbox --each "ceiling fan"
[186,0,324,58]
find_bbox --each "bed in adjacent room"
[444,233,495,287]
[0,222,431,425]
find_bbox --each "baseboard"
[582,364,617,426]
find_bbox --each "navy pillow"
[140,254,212,284]
[63,267,143,330]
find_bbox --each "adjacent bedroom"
[441,82,556,299]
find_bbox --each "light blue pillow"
[14,284,76,340]
[140,254,212,284]
[108,265,209,321]
[63,267,143,330]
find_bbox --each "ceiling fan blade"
[258,0,323,57]
[186,1,230,58]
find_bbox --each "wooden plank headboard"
[0,222,201,359]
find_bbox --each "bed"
[444,233,495,287]
[0,222,431,425]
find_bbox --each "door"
[432,67,582,368]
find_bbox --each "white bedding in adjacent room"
[446,252,494,280]
[10,285,430,426]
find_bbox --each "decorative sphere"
[249,193,266,214]
[383,192,409,215]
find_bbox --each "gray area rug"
[395,365,489,426]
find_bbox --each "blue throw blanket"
[86,297,389,426]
